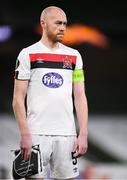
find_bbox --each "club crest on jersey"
[42,72,63,88]
[63,56,72,69]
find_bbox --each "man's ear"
[40,20,45,28]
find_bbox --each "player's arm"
[12,79,32,160]
[73,70,88,157]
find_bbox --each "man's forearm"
[12,98,30,135]
[75,93,88,136]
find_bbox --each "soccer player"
[12,6,88,179]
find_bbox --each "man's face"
[44,10,67,42]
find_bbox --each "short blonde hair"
[40,6,66,21]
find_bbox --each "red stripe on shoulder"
[29,53,76,64]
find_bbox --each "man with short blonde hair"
[12,6,88,179]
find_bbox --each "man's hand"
[73,134,88,158]
[20,134,33,161]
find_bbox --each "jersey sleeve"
[72,50,85,82]
[15,48,30,80]
[75,50,83,70]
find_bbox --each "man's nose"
[60,23,66,31]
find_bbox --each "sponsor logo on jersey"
[42,72,63,88]
[63,56,72,69]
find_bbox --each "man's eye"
[56,22,62,25]
[63,22,67,26]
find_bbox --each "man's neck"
[40,36,59,50]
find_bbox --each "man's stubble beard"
[46,29,63,43]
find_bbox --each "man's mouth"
[57,33,64,36]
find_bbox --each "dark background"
[0,0,127,115]
[0,1,127,179]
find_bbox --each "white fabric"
[15,41,83,135]
[30,135,79,179]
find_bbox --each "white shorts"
[29,135,79,179]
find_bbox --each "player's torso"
[25,41,78,135]
[27,41,77,99]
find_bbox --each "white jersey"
[15,41,83,135]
